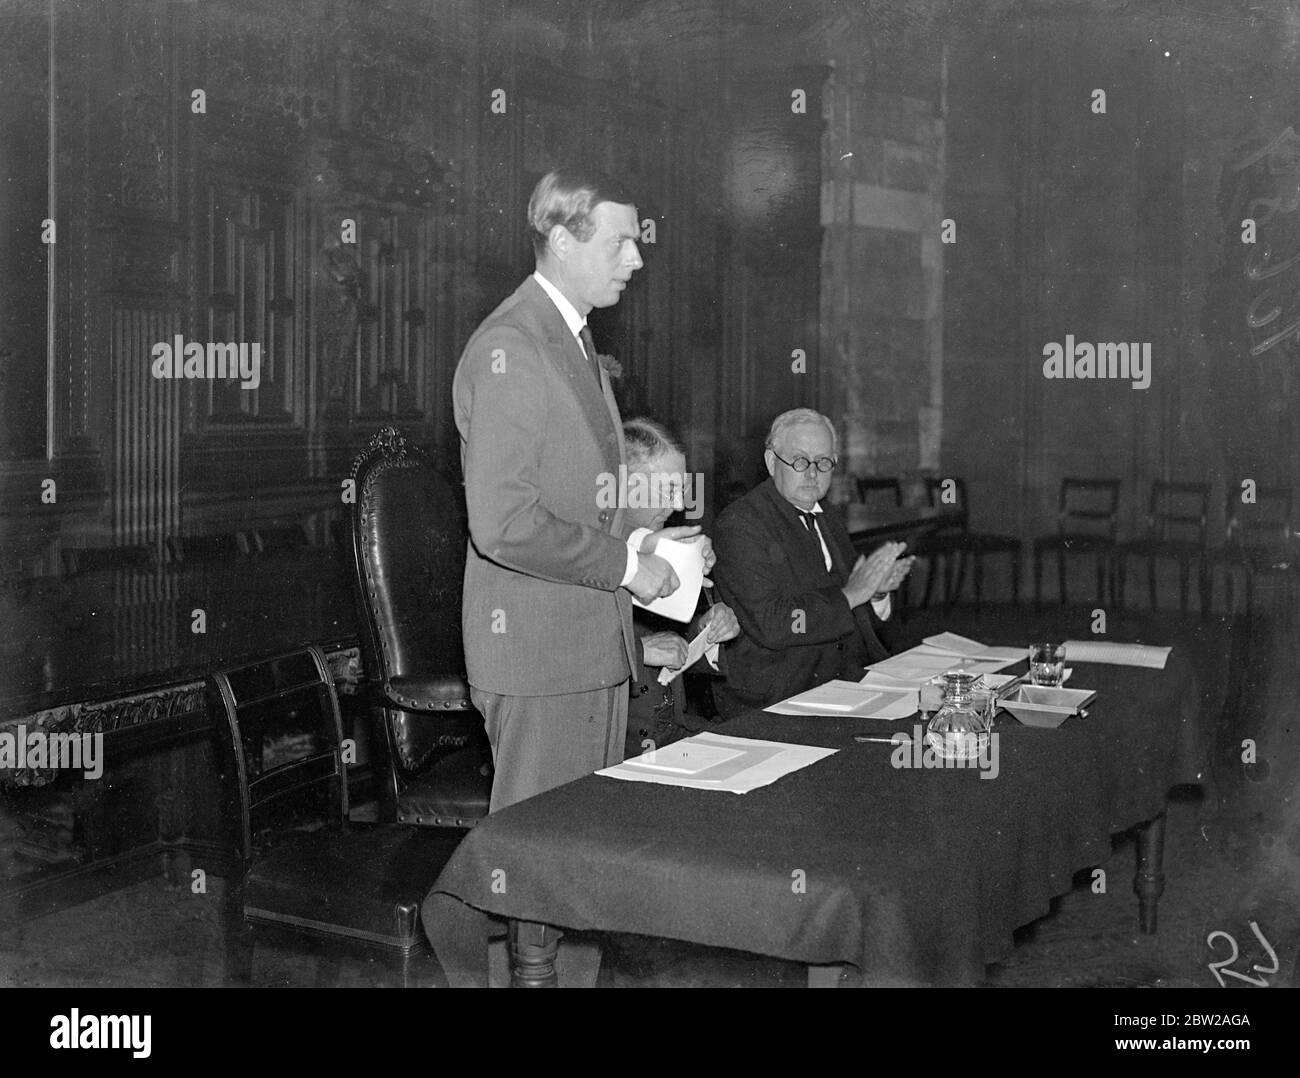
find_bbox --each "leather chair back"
[348,427,468,689]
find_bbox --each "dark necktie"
[578,324,602,386]
[796,510,828,568]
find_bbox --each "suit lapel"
[522,279,620,469]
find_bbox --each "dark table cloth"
[423,623,1211,986]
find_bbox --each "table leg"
[1134,811,1167,933]
[508,919,559,987]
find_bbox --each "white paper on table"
[765,679,880,716]
[601,732,836,793]
[1061,639,1171,669]
[617,740,743,775]
[921,632,1025,663]
[631,537,704,622]
[658,625,712,685]
[866,645,1017,684]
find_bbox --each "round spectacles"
[770,449,837,474]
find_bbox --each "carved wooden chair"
[209,646,464,986]
[346,427,492,827]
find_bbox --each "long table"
[423,631,1210,987]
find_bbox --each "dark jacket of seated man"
[711,476,892,718]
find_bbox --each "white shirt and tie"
[795,503,893,621]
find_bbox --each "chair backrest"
[1057,478,1121,539]
[207,646,346,861]
[1146,480,1209,545]
[1226,484,1294,549]
[924,476,971,528]
[856,476,903,508]
[347,427,469,690]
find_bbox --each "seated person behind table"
[621,417,740,758]
[711,408,914,718]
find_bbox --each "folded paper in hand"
[631,536,705,622]
[658,624,717,685]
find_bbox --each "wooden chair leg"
[1057,549,1068,606]
[223,879,254,986]
[973,552,985,608]
[950,549,967,605]
[1178,559,1189,612]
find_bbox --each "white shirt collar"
[532,270,586,343]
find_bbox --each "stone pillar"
[820,55,945,498]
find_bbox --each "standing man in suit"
[711,408,914,718]
[454,168,704,813]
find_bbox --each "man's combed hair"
[528,168,636,259]
[766,408,837,452]
[623,417,683,469]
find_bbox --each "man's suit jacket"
[711,477,890,717]
[453,275,636,697]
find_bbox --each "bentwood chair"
[1207,484,1298,618]
[1113,481,1210,613]
[347,426,492,827]
[920,477,1022,608]
[209,646,465,986]
[1032,478,1121,607]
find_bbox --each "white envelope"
[631,536,705,623]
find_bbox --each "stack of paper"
[1061,640,1171,669]
[599,732,836,793]
[865,635,1020,685]
[920,633,1026,663]
[764,679,916,720]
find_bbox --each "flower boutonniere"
[597,353,622,379]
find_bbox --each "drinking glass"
[1028,642,1066,686]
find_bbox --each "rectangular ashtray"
[998,685,1096,728]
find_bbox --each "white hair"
[765,408,837,453]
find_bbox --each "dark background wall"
[1,0,1298,580]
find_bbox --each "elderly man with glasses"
[710,408,915,718]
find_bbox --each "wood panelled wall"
[2,0,827,569]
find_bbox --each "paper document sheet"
[1061,640,1171,669]
[599,732,836,793]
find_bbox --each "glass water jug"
[926,671,993,760]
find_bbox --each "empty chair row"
[850,474,1298,614]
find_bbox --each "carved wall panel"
[197,183,304,425]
